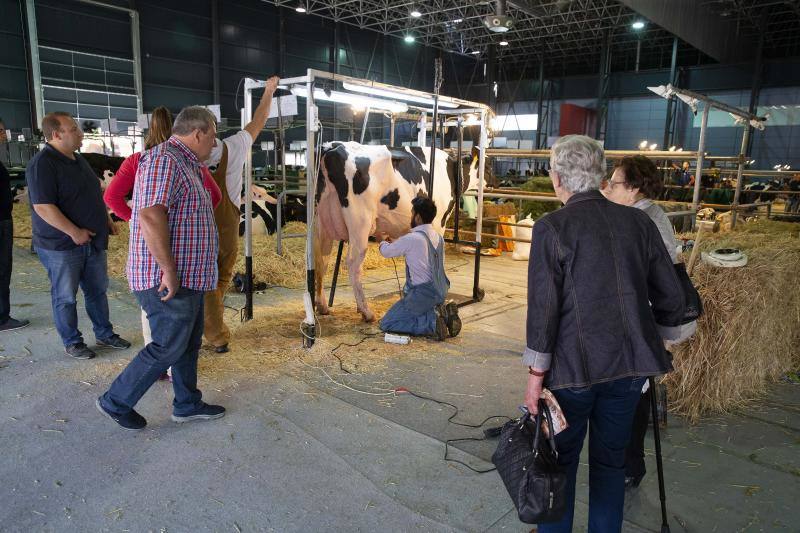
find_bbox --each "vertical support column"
[242,90,254,320]
[389,114,395,146]
[332,21,339,139]
[535,61,545,150]
[211,0,220,105]
[595,30,612,140]
[692,104,710,213]
[278,8,286,78]
[486,45,497,111]
[25,0,44,129]
[454,117,463,242]
[359,108,370,144]
[417,113,427,147]
[662,37,678,150]
[730,125,751,229]
[129,10,143,116]
[746,19,765,157]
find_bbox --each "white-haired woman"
[523,135,685,532]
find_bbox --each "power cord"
[394,388,511,473]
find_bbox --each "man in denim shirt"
[523,135,685,533]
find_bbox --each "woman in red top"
[105,107,221,381]
[104,106,221,220]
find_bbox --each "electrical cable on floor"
[394,388,511,474]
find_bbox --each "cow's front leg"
[313,224,333,315]
[345,225,374,322]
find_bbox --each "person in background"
[0,118,30,332]
[103,106,221,380]
[601,155,697,489]
[26,112,130,359]
[202,75,279,354]
[672,161,693,187]
[377,196,461,341]
[523,135,685,533]
[97,106,223,430]
[787,173,800,214]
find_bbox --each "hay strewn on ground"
[12,209,403,288]
[665,220,800,422]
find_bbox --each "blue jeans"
[100,287,205,416]
[539,376,646,533]
[35,245,114,346]
[379,281,442,336]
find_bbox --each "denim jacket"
[523,190,685,390]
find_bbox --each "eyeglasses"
[603,179,627,190]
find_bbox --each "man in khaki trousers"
[204,76,279,353]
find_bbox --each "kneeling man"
[378,197,460,341]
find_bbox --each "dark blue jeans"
[35,245,114,346]
[100,287,204,416]
[539,376,646,533]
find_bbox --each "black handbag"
[673,262,703,323]
[491,400,567,524]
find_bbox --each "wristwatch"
[528,366,546,377]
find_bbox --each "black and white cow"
[238,196,307,236]
[313,141,491,322]
[80,152,125,187]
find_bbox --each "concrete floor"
[0,243,797,532]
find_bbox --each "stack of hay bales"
[664,220,800,421]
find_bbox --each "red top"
[103,150,221,221]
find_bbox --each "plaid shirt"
[127,137,218,292]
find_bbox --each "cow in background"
[238,195,307,236]
[80,152,125,189]
[314,142,491,322]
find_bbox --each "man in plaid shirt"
[97,106,225,431]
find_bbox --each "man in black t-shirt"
[26,112,130,359]
[0,118,30,332]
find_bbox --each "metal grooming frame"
[649,84,768,228]
[242,69,493,347]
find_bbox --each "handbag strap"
[532,399,559,458]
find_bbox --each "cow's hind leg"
[345,223,375,323]
[313,223,334,315]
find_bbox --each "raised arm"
[243,76,280,142]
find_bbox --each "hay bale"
[664,220,800,422]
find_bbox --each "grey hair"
[172,106,216,136]
[550,135,606,193]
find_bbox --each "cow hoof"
[361,311,375,323]
[316,304,331,316]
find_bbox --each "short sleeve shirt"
[205,130,252,206]
[126,137,218,292]
[26,144,109,251]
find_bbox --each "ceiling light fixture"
[295,1,306,13]
[484,0,514,33]
[290,86,408,114]
[650,143,658,151]
[410,7,422,18]
[470,50,481,55]
[342,81,459,109]
[639,140,648,150]
[632,20,645,30]
[499,40,509,46]
[404,35,415,43]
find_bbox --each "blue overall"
[380,232,450,336]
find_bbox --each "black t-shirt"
[0,161,11,221]
[26,144,109,251]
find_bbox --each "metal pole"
[635,39,641,72]
[25,0,44,129]
[535,61,545,151]
[389,114,396,146]
[242,98,254,320]
[662,37,678,151]
[455,117,463,242]
[359,107,370,144]
[211,0,220,105]
[304,70,317,346]
[473,108,488,301]
[730,125,751,229]
[328,241,345,308]
[649,377,672,533]
[692,104,710,212]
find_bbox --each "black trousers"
[0,218,12,323]
[625,387,651,478]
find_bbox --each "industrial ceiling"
[264,0,800,73]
